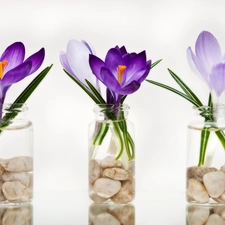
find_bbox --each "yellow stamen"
[0,60,8,79]
[117,65,126,84]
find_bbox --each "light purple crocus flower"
[59,40,100,92]
[0,42,45,105]
[187,31,225,97]
[89,46,151,104]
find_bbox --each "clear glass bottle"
[186,105,225,204]
[0,103,33,204]
[88,104,135,204]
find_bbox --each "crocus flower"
[59,40,100,92]
[89,46,151,104]
[0,42,45,105]
[187,31,225,97]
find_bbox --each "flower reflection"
[0,204,32,224]
[89,203,135,225]
[186,204,225,225]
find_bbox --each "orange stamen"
[117,65,126,84]
[0,60,8,79]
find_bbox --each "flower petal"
[105,48,123,77]
[136,60,151,83]
[187,47,210,85]
[195,31,222,72]
[66,40,96,86]
[0,42,25,73]
[25,48,45,75]
[116,80,141,95]
[82,40,95,54]
[59,51,77,78]
[209,63,225,96]
[124,51,147,82]
[89,54,105,80]
[2,61,32,86]
[100,67,120,91]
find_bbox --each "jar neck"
[94,104,130,121]
[194,105,225,121]
[0,103,28,125]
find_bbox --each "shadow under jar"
[0,103,33,204]
[88,104,135,204]
[186,105,225,205]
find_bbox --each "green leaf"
[151,59,162,69]
[145,79,201,107]
[198,128,210,166]
[85,79,106,104]
[0,64,53,129]
[168,68,203,107]
[64,70,100,104]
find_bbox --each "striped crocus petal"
[209,63,225,97]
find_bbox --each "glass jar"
[0,103,33,204]
[88,104,135,204]
[186,105,225,204]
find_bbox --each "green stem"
[114,122,124,160]
[93,123,109,145]
[198,127,210,166]
[215,130,225,149]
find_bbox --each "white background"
[1,0,225,194]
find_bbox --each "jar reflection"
[0,204,32,225]
[89,203,135,225]
[186,204,225,224]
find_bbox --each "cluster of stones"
[187,166,225,204]
[89,203,134,225]
[0,204,32,225]
[0,156,33,203]
[89,156,135,204]
[187,205,225,225]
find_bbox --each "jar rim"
[94,104,130,113]
[0,103,28,112]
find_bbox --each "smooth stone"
[127,160,135,177]
[187,179,209,204]
[110,205,135,225]
[187,166,217,183]
[214,207,225,220]
[89,160,101,184]
[93,178,121,198]
[103,168,129,180]
[2,206,31,225]
[2,171,31,187]
[205,214,225,225]
[203,171,225,198]
[187,206,210,225]
[93,212,121,225]
[0,181,6,202]
[89,185,108,203]
[2,181,30,202]
[0,157,33,172]
[213,191,225,203]
[111,179,135,204]
[100,156,122,169]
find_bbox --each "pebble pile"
[89,156,135,204]
[187,166,225,204]
[0,156,33,204]
[187,205,225,225]
[89,203,134,225]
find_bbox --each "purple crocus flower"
[0,42,45,105]
[89,46,151,104]
[59,40,100,92]
[187,31,225,97]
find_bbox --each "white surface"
[33,191,186,225]
[1,0,225,194]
